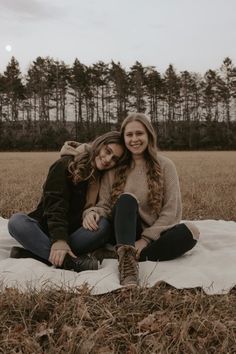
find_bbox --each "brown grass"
[1,284,236,353]
[0,151,236,353]
[0,151,235,220]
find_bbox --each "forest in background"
[0,56,236,150]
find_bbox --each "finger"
[84,217,93,229]
[58,253,66,266]
[50,250,64,266]
[52,253,61,266]
[87,218,98,231]
[94,213,100,223]
[83,217,95,230]
[68,250,77,258]
[83,219,92,229]
[49,250,55,264]
[91,216,99,229]
[55,251,66,266]
[83,219,94,231]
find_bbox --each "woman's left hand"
[83,211,100,231]
[135,238,148,260]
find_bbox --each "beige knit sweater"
[84,154,185,242]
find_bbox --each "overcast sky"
[0,0,235,75]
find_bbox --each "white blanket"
[0,216,236,295]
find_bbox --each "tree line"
[0,56,236,150]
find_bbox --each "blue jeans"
[8,212,111,261]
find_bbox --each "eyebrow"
[125,130,145,134]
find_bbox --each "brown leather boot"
[117,245,139,286]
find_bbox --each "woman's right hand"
[49,240,76,267]
[83,211,100,231]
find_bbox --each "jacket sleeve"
[42,157,72,242]
[82,170,114,219]
[141,158,182,241]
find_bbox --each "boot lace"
[119,248,138,281]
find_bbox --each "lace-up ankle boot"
[117,245,139,286]
[62,254,98,272]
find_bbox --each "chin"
[96,164,103,170]
[132,149,144,154]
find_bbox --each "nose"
[104,155,113,165]
[131,135,138,142]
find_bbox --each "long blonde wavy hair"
[111,113,163,215]
[68,131,125,184]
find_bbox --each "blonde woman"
[8,131,125,272]
[83,113,199,286]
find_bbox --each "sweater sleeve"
[82,170,114,219]
[42,157,72,242]
[141,158,182,241]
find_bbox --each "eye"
[105,146,112,154]
[112,156,119,163]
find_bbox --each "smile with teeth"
[130,143,142,148]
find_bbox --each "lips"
[100,158,108,168]
[130,144,142,148]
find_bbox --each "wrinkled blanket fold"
[0,217,236,295]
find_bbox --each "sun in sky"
[5,45,12,52]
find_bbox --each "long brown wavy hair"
[111,113,163,215]
[68,131,125,184]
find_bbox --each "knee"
[8,212,27,234]
[97,217,112,234]
[184,222,200,241]
[115,193,138,208]
[178,223,198,251]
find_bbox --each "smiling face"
[124,121,149,156]
[94,143,124,170]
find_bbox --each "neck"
[132,154,145,165]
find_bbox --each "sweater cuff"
[141,235,152,244]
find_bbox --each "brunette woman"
[8,131,125,272]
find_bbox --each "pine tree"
[144,66,163,123]
[129,61,146,112]
[3,57,25,121]
[110,61,129,126]
[90,61,110,124]
[50,60,69,123]
[26,57,54,123]
[162,65,180,147]
[69,59,92,139]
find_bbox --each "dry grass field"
[0,151,235,220]
[0,151,236,353]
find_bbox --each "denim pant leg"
[8,212,51,261]
[69,217,112,255]
[139,223,197,262]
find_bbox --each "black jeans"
[111,193,197,262]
